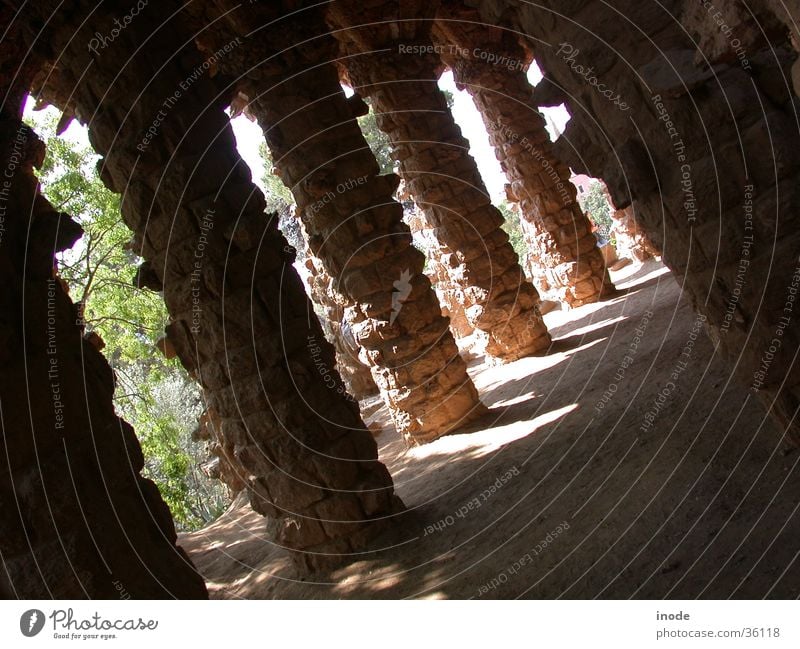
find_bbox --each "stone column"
[184,1,486,445]
[596,183,659,263]
[500,193,560,302]
[304,254,379,401]
[433,7,615,308]
[273,207,376,399]
[28,1,402,571]
[0,33,206,595]
[610,207,660,263]
[329,5,551,362]
[407,211,476,341]
[474,0,800,441]
[194,408,247,495]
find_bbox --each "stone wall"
[20,0,403,571]
[470,0,800,440]
[0,22,206,594]
[434,4,615,308]
[184,0,487,445]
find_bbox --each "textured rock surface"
[611,205,660,263]
[194,408,247,495]
[4,0,800,597]
[599,182,659,263]
[184,1,486,445]
[407,210,476,340]
[435,3,614,308]
[0,28,207,595]
[470,0,800,440]
[23,0,402,572]
[331,2,552,361]
[304,252,378,400]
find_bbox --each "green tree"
[358,102,395,175]
[38,124,168,369]
[579,180,614,243]
[257,140,294,215]
[29,109,229,530]
[498,200,528,263]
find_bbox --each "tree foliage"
[579,180,614,243]
[257,140,295,216]
[498,200,528,264]
[358,102,395,175]
[29,109,229,531]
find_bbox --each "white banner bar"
[2,600,798,648]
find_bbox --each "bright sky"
[25,66,573,300]
[24,96,88,146]
[231,64,571,203]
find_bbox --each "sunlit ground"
[181,258,799,599]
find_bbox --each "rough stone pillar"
[185,1,486,445]
[433,7,615,308]
[407,211,476,341]
[350,62,551,359]
[329,4,551,362]
[275,209,377,400]
[194,408,246,495]
[304,254,379,401]
[597,183,659,263]
[0,27,206,596]
[26,1,402,571]
[501,193,559,301]
[610,207,660,263]
[472,0,800,441]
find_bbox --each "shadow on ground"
[180,260,800,599]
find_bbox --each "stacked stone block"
[304,253,379,400]
[0,58,206,595]
[24,0,403,571]
[611,205,660,263]
[184,1,487,445]
[407,210,476,340]
[329,2,552,361]
[434,6,614,307]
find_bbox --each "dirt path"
[180,260,800,598]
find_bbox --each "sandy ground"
[180,260,800,598]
